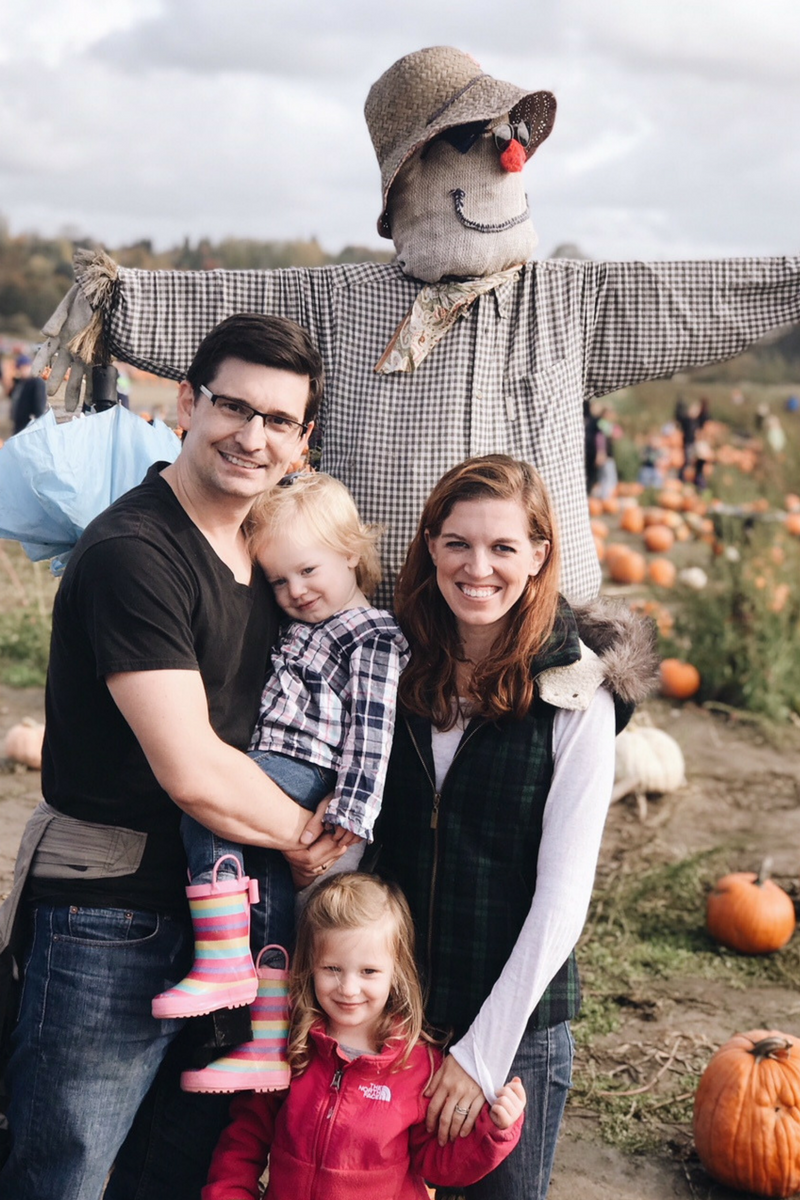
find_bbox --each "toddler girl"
[152,474,408,1092]
[202,873,526,1199]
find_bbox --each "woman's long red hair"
[395,455,563,728]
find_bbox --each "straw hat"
[365,46,556,238]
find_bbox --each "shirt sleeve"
[582,257,800,399]
[94,261,338,381]
[323,631,408,841]
[409,1103,523,1188]
[449,686,616,1102]
[202,1092,280,1200]
[74,535,199,676]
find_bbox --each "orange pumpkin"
[693,1030,800,1198]
[707,866,796,954]
[643,506,669,527]
[786,512,800,537]
[644,524,675,553]
[590,518,609,540]
[657,489,684,511]
[619,506,645,534]
[588,496,604,517]
[659,658,700,699]
[3,720,45,770]
[648,557,676,588]
[607,548,646,585]
[601,495,619,515]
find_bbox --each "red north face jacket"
[203,1024,522,1199]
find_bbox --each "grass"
[570,848,800,1153]
[0,542,58,687]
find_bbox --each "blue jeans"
[0,903,232,1200]
[441,1021,574,1200]
[181,751,336,953]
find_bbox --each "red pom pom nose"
[499,140,527,173]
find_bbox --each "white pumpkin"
[3,718,45,770]
[678,566,708,590]
[613,723,686,818]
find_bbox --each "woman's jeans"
[0,903,232,1200]
[445,1021,574,1200]
[181,751,336,952]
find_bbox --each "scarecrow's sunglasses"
[421,118,531,158]
[493,120,531,152]
[198,384,307,439]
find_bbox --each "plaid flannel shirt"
[95,255,800,606]
[249,607,409,840]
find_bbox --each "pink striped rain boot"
[180,946,291,1093]
[152,855,259,1020]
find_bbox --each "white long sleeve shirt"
[431,686,616,1101]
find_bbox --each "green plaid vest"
[376,604,583,1042]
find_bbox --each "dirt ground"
[1,685,799,1199]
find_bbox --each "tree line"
[0,216,392,339]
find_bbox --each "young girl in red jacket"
[202,873,525,1199]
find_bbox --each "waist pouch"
[0,803,147,1089]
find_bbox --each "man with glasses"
[0,313,345,1200]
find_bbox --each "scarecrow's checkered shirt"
[95,255,800,607]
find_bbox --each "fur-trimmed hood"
[536,598,660,731]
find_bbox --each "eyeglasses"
[493,120,531,152]
[199,384,307,440]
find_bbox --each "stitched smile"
[451,188,530,233]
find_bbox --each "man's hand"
[282,799,357,889]
[32,283,94,411]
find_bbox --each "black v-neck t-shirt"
[34,465,278,912]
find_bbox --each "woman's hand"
[424,1054,485,1145]
[489,1076,526,1130]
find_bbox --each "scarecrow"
[32,45,800,603]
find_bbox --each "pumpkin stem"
[756,856,773,886]
[748,1036,792,1062]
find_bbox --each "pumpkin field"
[1,369,800,1199]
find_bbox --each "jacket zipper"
[404,717,484,974]
[311,1063,346,1189]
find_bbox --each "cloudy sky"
[1,0,798,262]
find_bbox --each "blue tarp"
[0,405,181,572]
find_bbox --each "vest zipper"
[404,717,485,975]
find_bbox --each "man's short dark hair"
[185,313,325,424]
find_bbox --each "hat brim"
[377,83,556,239]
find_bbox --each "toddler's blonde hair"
[246,473,383,598]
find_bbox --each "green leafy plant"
[660,523,800,721]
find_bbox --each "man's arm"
[108,668,327,852]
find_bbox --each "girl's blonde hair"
[245,472,384,598]
[288,873,432,1074]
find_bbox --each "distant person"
[595,408,619,498]
[638,440,663,489]
[9,355,47,435]
[676,399,700,483]
[583,399,601,493]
